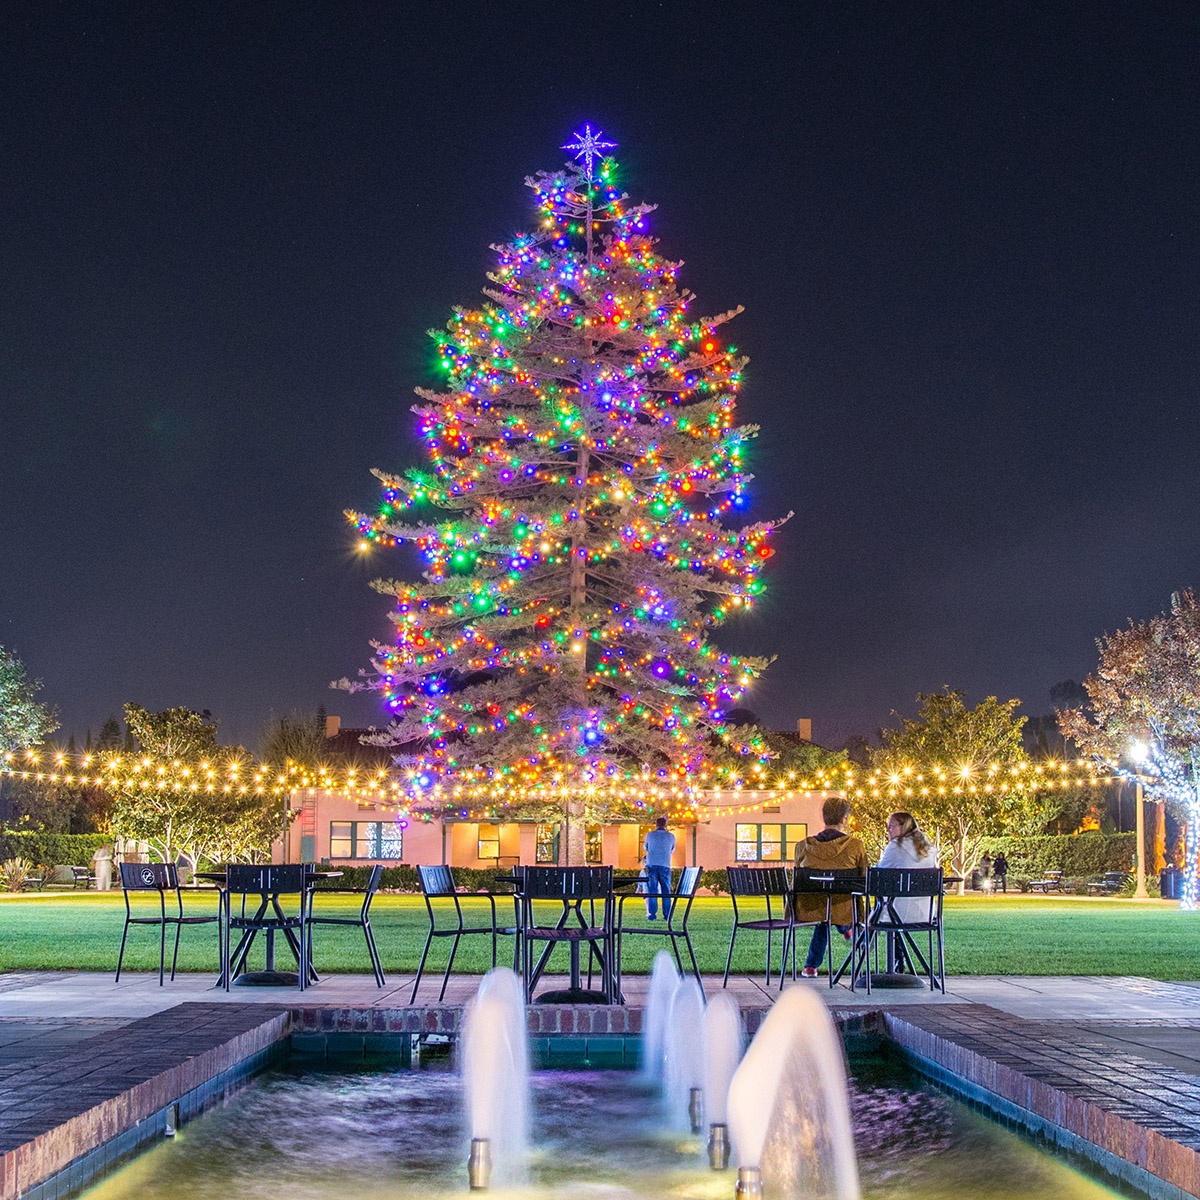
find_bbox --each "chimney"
[796,718,812,742]
[325,714,341,738]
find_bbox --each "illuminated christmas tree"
[347,128,786,861]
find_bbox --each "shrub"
[0,831,111,869]
[980,833,1134,880]
[0,858,35,892]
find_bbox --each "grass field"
[0,891,1195,981]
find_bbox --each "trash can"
[1160,867,1182,900]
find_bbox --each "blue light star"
[562,125,616,180]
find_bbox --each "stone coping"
[3,1000,1199,1200]
[886,1005,1200,1199]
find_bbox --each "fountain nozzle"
[688,1086,705,1134]
[467,1137,492,1190]
[708,1122,730,1169]
[735,1165,763,1200]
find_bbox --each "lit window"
[735,822,807,862]
[478,823,500,860]
[328,820,403,860]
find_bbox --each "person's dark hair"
[655,817,667,829]
[822,796,852,827]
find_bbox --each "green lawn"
[0,892,1195,980]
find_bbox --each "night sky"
[3,3,1198,752]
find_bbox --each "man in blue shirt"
[643,817,676,920]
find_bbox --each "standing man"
[643,816,676,921]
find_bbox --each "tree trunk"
[560,798,587,866]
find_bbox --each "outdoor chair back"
[115,861,219,986]
[862,866,945,994]
[614,864,703,999]
[723,865,794,988]
[520,866,615,1003]
[222,863,310,991]
[791,866,867,987]
[411,864,516,1003]
[307,864,386,987]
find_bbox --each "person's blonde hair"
[888,811,931,857]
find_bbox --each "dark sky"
[2,2,1198,752]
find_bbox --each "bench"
[1086,871,1128,895]
[70,866,94,889]
[1028,871,1063,893]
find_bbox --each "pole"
[1134,776,1149,898]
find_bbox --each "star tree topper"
[562,124,616,181]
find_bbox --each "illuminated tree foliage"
[0,646,58,757]
[345,130,785,857]
[112,705,280,870]
[1061,589,1200,909]
[868,688,1033,890]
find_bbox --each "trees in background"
[1061,589,1200,910]
[867,688,1036,889]
[0,646,59,824]
[111,704,280,870]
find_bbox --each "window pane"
[536,823,559,864]
[378,825,403,860]
[478,822,500,859]
[735,824,757,844]
[735,843,759,861]
[329,822,352,858]
[760,841,782,860]
[760,824,781,840]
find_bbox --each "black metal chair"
[307,864,386,987]
[521,866,615,1003]
[115,862,220,986]
[861,866,945,993]
[790,867,867,986]
[411,865,518,1003]
[222,864,311,991]
[722,865,794,988]
[614,865,702,998]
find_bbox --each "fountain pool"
[76,1054,1133,1200]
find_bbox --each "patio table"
[498,869,643,1004]
[197,867,342,987]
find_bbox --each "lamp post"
[1130,742,1150,899]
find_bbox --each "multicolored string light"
[345,131,789,798]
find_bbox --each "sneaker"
[647,914,657,921]
[841,929,852,941]
[801,967,819,978]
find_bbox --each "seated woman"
[877,811,939,924]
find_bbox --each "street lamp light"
[1129,741,1150,899]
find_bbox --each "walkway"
[2,972,1200,1198]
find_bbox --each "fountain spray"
[703,992,743,1170]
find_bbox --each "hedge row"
[978,833,1136,879]
[0,831,112,867]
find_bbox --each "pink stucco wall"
[278,788,837,870]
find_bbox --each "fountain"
[703,991,744,1168]
[640,950,681,1082]
[663,977,706,1131]
[727,987,860,1200]
[460,967,529,1189]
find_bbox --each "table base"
[233,971,301,987]
[534,987,612,1005]
[867,971,926,989]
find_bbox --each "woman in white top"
[877,811,939,923]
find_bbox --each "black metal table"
[197,867,342,987]
[496,870,644,1004]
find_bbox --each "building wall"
[281,788,837,870]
